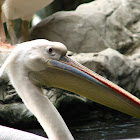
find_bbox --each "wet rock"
[30,0,140,54]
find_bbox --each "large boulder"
[30,0,140,54]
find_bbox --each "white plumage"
[2,0,53,21]
[0,39,74,140]
[0,0,53,44]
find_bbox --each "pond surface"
[27,117,140,140]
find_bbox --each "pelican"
[0,39,140,140]
[0,0,53,44]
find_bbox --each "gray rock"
[0,103,37,127]
[30,0,140,54]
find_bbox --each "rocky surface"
[0,103,38,128]
[30,0,140,55]
[0,0,140,127]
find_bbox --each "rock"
[0,103,38,128]
[30,0,140,54]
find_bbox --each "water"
[27,117,140,140]
[71,118,140,140]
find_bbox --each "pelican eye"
[47,47,55,56]
[48,48,53,53]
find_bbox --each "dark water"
[27,117,140,140]
[71,118,140,140]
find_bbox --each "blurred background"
[4,0,94,40]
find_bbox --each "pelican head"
[1,39,140,119]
